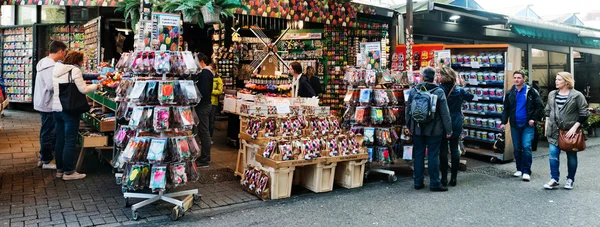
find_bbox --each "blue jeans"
[54,112,81,174]
[39,112,55,163]
[510,124,534,174]
[549,144,578,182]
[413,135,443,189]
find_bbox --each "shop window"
[70,7,99,22]
[17,5,37,25]
[1,5,15,26]
[41,6,66,24]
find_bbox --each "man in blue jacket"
[500,71,543,181]
[33,41,67,169]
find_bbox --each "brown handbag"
[558,129,585,152]
[554,91,586,152]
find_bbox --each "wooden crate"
[326,153,369,164]
[261,166,295,200]
[235,139,263,177]
[334,159,367,189]
[297,162,337,193]
[80,134,108,148]
[256,154,326,169]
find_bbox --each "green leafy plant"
[158,0,212,28]
[214,0,250,17]
[115,0,140,30]
[586,113,600,128]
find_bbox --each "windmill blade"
[273,27,291,46]
[252,52,274,74]
[273,53,290,71]
[249,26,270,47]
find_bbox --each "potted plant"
[115,0,140,30]
[586,113,600,137]
[214,0,250,18]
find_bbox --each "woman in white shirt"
[52,51,98,180]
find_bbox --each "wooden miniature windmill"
[248,25,291,74]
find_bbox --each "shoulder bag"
[555,92,585,152]
[59,69,90,114]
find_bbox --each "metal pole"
[406,0,414,78]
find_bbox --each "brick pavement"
[0,110,258,227]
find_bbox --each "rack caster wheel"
[193,194,200,203]
[123,198,131,208]
[490,157,498,163]
[388,175,397,183]
[170,206,184,221]
[131,210,139,221]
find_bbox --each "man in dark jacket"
[500,71,543,181]
[193,53,214,167]
[289,62,316,98]
[406,67,452,192]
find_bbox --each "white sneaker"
[522,174,531,181]
[56,172,64,178]
[513,171,522,177]
[564,179,574,190]
[543,179,559,189]
[62,172,86,181]
[42,163,57,170]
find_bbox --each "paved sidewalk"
[0,110,257,227]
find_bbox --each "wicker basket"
[201,5,222,25]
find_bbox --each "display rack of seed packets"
[110,50,202,221]
[342,66,413,183]
[238,102,368,200]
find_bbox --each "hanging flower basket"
[201,5,222,25]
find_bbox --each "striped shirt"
[556,94,568,110]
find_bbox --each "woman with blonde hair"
[543,72,589,190]
[438,66,474,186]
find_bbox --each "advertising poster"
[152,13,181,51]
[358,42,382,70]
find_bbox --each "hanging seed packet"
[354,107,367,125]
[179,137,191,160]
[154,51,172,74]
[127,165,143,190]
[158,81,175,104]
[169,163,188,187]
[374,89,389,106]
[178,80,199,104]
[114,126,134,148]
[186,160,199,182]
[186,136,200,159]
[178,107,195,127]
[153,106,170,131]
[147,138,167,162]
[150,165,167,189]
[359,89,372,106]
[371,107,384,125]
[367,147,374,162]
[128,81,147,101]
[364,127,375,145]
[145,81,158,104]
[129,107,144,128]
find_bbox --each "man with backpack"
[406,67,452,192]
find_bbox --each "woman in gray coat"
[543,72,589,190]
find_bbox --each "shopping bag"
[59,70,90,114]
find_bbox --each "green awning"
[511,24,600,48]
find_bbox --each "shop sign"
[281,32,322,40]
